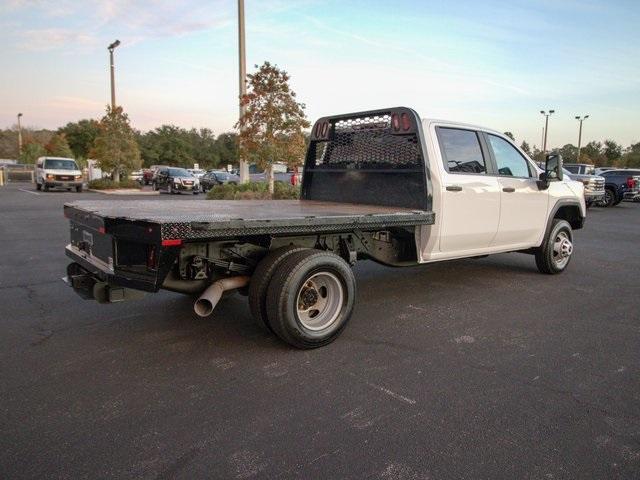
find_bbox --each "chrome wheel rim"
[605,190,613,205]
[296,272,344,331]
[553,231,573,268]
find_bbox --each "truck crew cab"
[64,107,585,349]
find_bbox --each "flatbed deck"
[65,199,435,241]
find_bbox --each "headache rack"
[301,107,431,211]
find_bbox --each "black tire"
[43,184,49,192]
[265,250,356,349]
[535,219,573,274]
[585,200,592,209]
[248,246,307,331]
[76,186,83,193]
[603,188,617,207]
[36,182,41,191]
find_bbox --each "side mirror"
[537,172,549,190]
[545,153,563,181]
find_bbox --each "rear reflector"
[98,227,106,234]
[147,244,157,269]
[161,239,183,247]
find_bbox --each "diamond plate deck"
[65,199,435,241]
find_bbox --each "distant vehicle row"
[564,163,639,207]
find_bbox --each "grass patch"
[206,182,300,200]
[88,178,142,190]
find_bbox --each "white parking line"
[18,188,41,195]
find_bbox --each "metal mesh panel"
[312,114,422,170]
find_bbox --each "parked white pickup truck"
[64,107,585,349]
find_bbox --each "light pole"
[107,40,120,110]
[17,113,23,156]
[237,0,249,183]
[575,115,589,162]
[540,110,555,153]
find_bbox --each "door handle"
[446,185,463,192]
[502,187,516,193]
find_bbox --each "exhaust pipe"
[194,275,250,317]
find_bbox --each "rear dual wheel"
[249,248,356,349]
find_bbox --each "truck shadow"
[126,253,542,352]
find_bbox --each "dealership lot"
[1,183,639,479]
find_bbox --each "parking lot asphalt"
[1,182,639,479]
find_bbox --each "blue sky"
[1,0,638,148]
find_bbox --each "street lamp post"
[107,40,121,110]
[237,0,249,183]
[575,115,589,162]
[17,113,23,156]
[540,110,555,153]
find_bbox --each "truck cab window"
[488,135,531,178]
[437,128,486,174]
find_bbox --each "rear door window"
[437,128,487,174]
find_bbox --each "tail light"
[391,113,400,132]
[626,177,636,189]
[320,121,329,137]
[400,112,411,131]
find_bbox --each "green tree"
[137,125,194,168]
[58,119,100,160]
[19,141,46,164]
[581,141,603,165]
[237,61,310,193]
[0,127,54,160]
[557,144,578,163]
[602,139,622,164]
[45,133,74,158]
[520,141,531,156]
[531,145,545,164]
[188,127,218,169]
[213,132,239,168]
[91,106,141,182]
[621,142,640,168]
[503,131,515,141]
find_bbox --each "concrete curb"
[88,188,160,195]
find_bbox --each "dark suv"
[152,167,201,194]
[600,169,640,207]
[200,170,240,192]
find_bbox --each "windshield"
[168,168,193,177]
[44,159,78,170]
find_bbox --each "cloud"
[19,28,97,51]
[46,96,104,111]
[6,0,233,52]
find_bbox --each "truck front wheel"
[266,250,356,349]
[535,219,573,274]
[603,188,617,207]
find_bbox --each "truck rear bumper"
[63,261,146,303]
[65,244,157,293]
